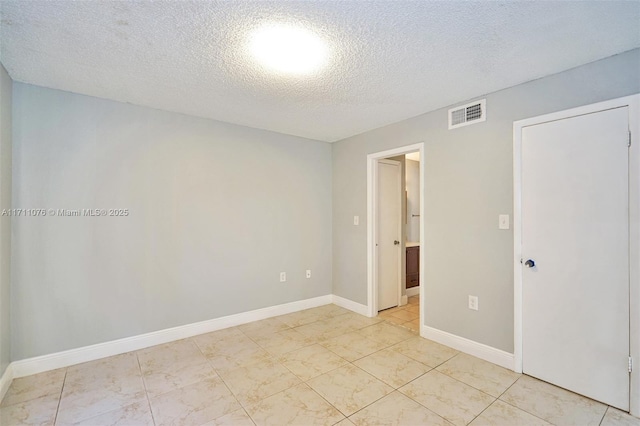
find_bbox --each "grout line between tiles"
[52,369,68,426]
[135,352,157,426]
[490,376,557,425]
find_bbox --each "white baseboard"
[400,295,408,306]
[10,294,333,379]
[0,364,14,402]
[421,325,515,371]
[332,295,369,316]
[406,286,420,297]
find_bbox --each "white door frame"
[513,94,640,415]
[367,143,425,328]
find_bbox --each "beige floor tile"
[57,353,147,424]
[436,353,520,397]
[309,304,351,318]
[192,327,247,356]
[73,401,154,426]
[149,377,241,426]
[349,391,451,426]
[332,312,383,330]
[335,419,356,426]
[239,317,291,338]
[203,408,255,425]
[408,297,419,305]
[391,337,457,367]
[388,310,418,322]
[381,316,406,326]
[245,383,344,426]
[251,328,315,356]
[276,309,326,328]
[307,364,393,417]
[499,375,607,425]
[0,393,59,426]
[137,339,217,397]
[65,352,141,385]
[1,368,66,407]
[353,348,431,388]
[321,332,390,362]
[219,357,301,406]
[195,332,271,372]
[406,304,420,314]
[470,399,551,426]
[357,323,415,346]
[402,319,420,333]
[399,370,494,426]
[601,407,640,426]
[294,320,346,342]
[278,344,348,381]
[316,315,362,335]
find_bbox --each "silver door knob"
[524,259,535,268]
[394,240,400,245]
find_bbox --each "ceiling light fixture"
[248,24,328,75]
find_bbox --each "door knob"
[394,240,400,245]
[524,259,535,268]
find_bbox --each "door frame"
[513,94,640,415]
[367,143,425,330]
[376,158,403,311]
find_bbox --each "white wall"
[332,48,640,353]
[11,84,332,360]
[405,158,420,243]
[0,64,12,375]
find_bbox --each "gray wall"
[12,84,332,360]
[0,64,12,375]
[332,48,640,353]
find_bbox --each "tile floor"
[2,296,639,425]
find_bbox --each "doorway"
[367,143,425,333]
[514,95,640,414]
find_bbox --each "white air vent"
[448,99,486,129]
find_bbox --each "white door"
[377,159,401,311]
[522,107,630,410]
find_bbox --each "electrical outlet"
[280,272,286,282]
[498,214,510,230]
[306,269,311,278]
[468,295,479,311]
[354,215,359,225]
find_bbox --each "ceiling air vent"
[448,99,486,129]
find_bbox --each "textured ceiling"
[1,1,639,142]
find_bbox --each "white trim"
[513,94,640,416]
[400,295,408,306]
[367,143,425,327]
[406,286,420,297]
[0,364,14,402]
[9,294,332,378]
[422,326,514,370]
[332,295,369,316]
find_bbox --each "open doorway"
[367,143,424,335]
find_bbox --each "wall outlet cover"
[468,295,479,311]
[280,272,286,282]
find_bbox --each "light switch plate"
[354,215,359,225]
[498,214,510,230]
[468,295,479,311]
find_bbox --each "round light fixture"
[248,24,328,75]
